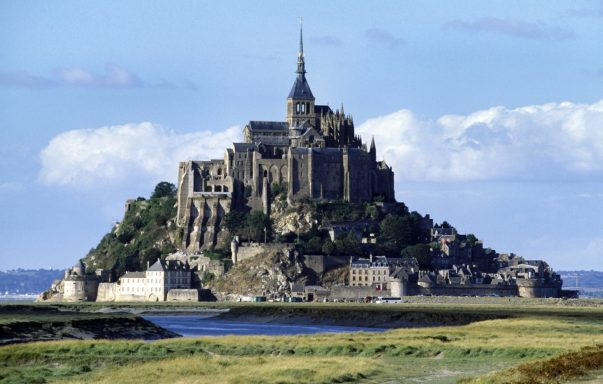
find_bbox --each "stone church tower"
[176,25,396,252]
[287,24,315,130]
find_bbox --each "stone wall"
[410,284,518,297]
[63,278,98,301]
[302,255,349,275]
[331,286,389,300]
[166,289,199,302]
[96,282,117,301]
[517,280,561,298]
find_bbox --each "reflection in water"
[144,315,387,337]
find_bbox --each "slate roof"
[232,142,258,152]
[148,259,165,272]
[315,104,332,115]
[247,121,288,131]
[123,271,145,279]
[288,74,314,99]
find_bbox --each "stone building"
[349,255,392,290]
[176,26,395,253]
[62,261,100,302]
[97,259,193,302]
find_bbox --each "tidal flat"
[1,300,603,383]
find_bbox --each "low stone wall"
[411,284,518,297]
[331,286,389,300]
[517,281,561,298]
[96,283,117,302]
[166,289,199,302]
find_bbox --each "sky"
[1,0,603,271]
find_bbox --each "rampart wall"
[166,289,199,302]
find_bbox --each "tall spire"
[296,17,306,75]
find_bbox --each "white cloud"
[357,99,603,181]
[39,99,603,188]
[39,123,241,188]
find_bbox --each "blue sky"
[1,0,603,271]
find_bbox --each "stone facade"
[61,261,101,302]
[97,259,193,302]
[176,28,395,252]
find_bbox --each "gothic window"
[296,103,300,114]
[306,102,310,114]
[301,103,305,114]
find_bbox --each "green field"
[1,301,603,383]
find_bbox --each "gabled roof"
[148,259,165,272]
[232,142,258,152]
[288,74,314,100]
[247,121,289,131]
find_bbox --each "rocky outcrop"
[209,248,305,301]
[271,198,316,236]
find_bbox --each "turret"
[369,136,376,162]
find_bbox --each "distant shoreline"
[0,294,37,302]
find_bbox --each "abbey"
[176,27,395,253]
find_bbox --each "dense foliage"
[83,182,178,276]
[223,210,272,243]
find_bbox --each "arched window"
[296,103,300,114]
[301,103,305,114]
[306,102,310,114]
[217,168,222,176]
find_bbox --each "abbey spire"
[296,20,306,75]
[287,19,315,127]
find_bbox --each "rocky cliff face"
[208,248,306,301]
[270,197,316,236]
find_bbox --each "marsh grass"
[59,355,377,384]
[2,303,603,383]
[463,344,603,384]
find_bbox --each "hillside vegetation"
[82,182,180,277]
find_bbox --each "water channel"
[144,315,388,337]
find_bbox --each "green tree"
[400,244,432,270]
[379,214,421,255]
[306,236,324,254]
[151,182,177,199]
[246,211,272,242]
[223,211,247,235]
[322,239,336,255]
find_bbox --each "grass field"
[1,301,603,383]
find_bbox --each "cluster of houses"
[44,221,566,302]
[45,251,227,302]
